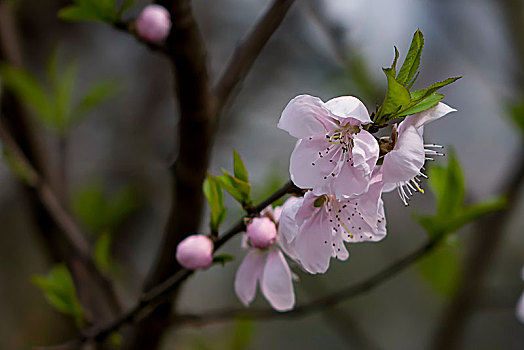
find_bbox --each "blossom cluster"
[234,94,455,310]
[175,93,455,311]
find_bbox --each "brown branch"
[171,237,442,327]
[212,0,296,113]
[125,0,296,348]
[41,180,297,349]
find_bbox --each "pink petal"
[324,96,371,125]
[278,95,338,139]
[261,249,295,311]
[234,250,265,306]
[517,291,524,324]
[294,207,333,274]
[278,196,302,243]
[382,124,424,184]
[402,102,456,130]
[289,136,337,190]
[330,160,370,199]
[331,232,349,260]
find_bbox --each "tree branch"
[171,237,441,327]
[41,180,298,349]
[212,0,296,113]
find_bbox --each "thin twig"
[212,0,296,113]
[171,238,441,327]
[40,180,298,349]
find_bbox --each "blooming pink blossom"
[246,217,277,249]
[136,5,172,43]
[235,206,295,311]
[176,234,213,270]
[381,102,456,205]
[278,95,379,198]
[278,180,386,274]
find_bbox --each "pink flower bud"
[176,234,213,270]
[246,217,277,249]
[136,5,171,43]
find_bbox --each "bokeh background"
[0,0,523,349]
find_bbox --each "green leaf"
[428,150,464,217]
[375,67,411,121]
[71,80,118,122]
[216,170,252,207]
[397,29,424,86]
[94,231,113,272]
[203,174,227,232]
[213,254,234,266]
[233,150,249,183]
[32,265,84,324]
[231,318,254,350]
[509,100,524,136]
[411,77,461,103]
[0,64,54,121]
[58,0,118,23]
[54,62,77,131]
[418,242,460,296]
[58,6,105,22]
[398,93,444,117]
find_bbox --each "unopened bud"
[246,217,277,249]
[136,5,171,43]
[176,234,213,270]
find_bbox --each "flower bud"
[246,217,277,249]
[176,234,213,270]
[136,5,171,43]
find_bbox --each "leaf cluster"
[58,0,134,24]
[0,53,118,134]
[374,29,461,124]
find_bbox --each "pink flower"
[136,5,172,43]
[278,180,386,274]
[516,267,524,323]
[176,234,213,270]
[278,95,379,199]
[381,102,456,205]
[246,217,277,249]
[235,206,295,311]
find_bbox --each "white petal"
[382,124,424,184]
[234,250,265,306]
[278,95,338,139]
[402,102,456,130]
[324,96,371,124]
[294,208,333,274]
[261,249,295,311]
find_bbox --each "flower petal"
[402,102,456,130]
[382,124,424,184]
[294,207,333,274]
[234,250,265,307]
[289,137,337,190]
[261,249,295,311]
[278,95,338,139]
[324,96,371,125]
[278,196,302,243]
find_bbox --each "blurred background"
[0,0,523,349]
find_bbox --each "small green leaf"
[58,0,119,23]
[32,265,84,324]
[72,80,118,122]
[411,77,461,103]
[418,242,460,296]
[54,62,77,131]
[397,29,424,86]
[233,150,249,183]
[94,231,113,272]
[398,93,444,117]
[509,100,524,136]
[58,6,104,22]
[213,254,234,266]
[216,170,252,207]
[375,67,411,122]
[428,150,464,217]
[0,64,54,121]
[203,173,227,232]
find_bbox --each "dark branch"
[212,0,296,113]
[42,180,298,349]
